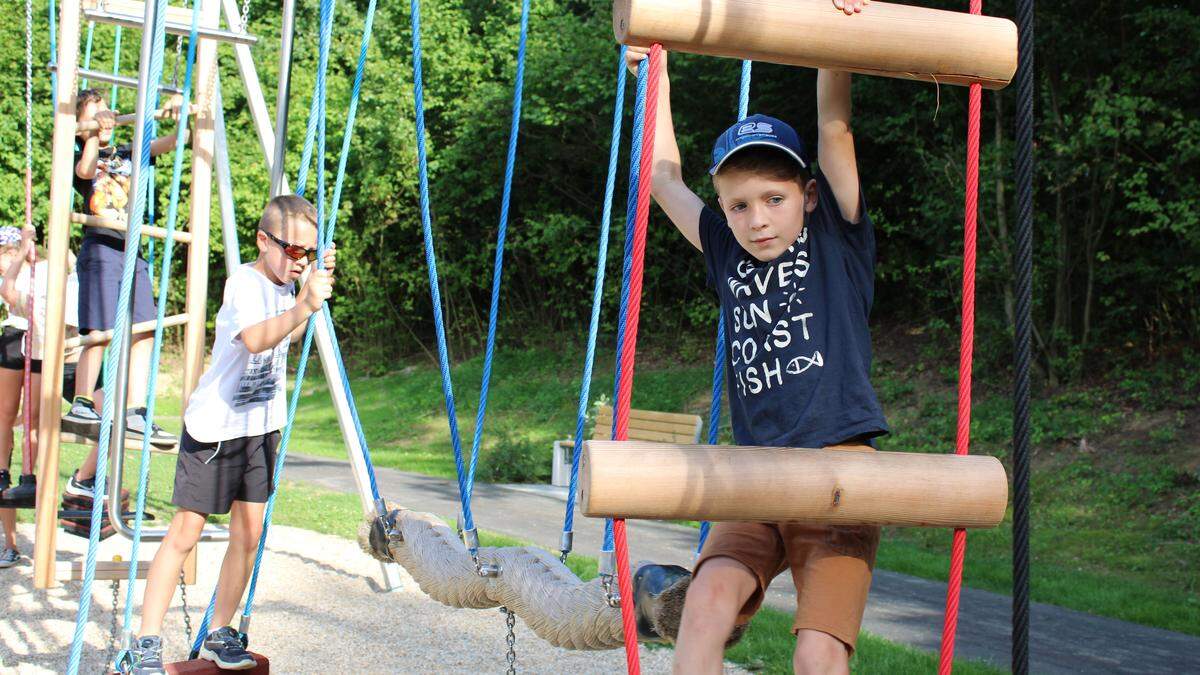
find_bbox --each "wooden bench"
[551,405,702,487]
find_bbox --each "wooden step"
[71,212,193,244]
[58,430,179,453]
[56,559,149,581]
[63,312,190,351]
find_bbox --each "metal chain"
[107,580,121,665]
[500,607,517,674]
[24,0,32,182]
[179,569,193,648]
[171,34,184,86]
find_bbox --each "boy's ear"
[803,178,819,213]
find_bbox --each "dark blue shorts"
[76,234,157,333]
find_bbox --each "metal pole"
[269,0,296,196]
[214,74,241,273]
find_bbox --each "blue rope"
[117,2,201,647]
[562,48,626,540]
[603,59,648,554]
[81,21,95,88]
[110,26,124,108]
[461,0,530,538]
[294,0,336,199]
[697,60,753,557]
[66,0,168,670]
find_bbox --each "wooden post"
[580,441,1009,527]
[181,0,219,412]
[33,0,82,591]
[613,0,1018,89]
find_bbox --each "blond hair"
[257,194,318,236]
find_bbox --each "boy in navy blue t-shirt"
[627,20,888,673]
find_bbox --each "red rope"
[939,0,982,669]
[611,42,665,675]
[20,167,35,478]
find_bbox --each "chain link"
[179,569,193,649]
[500,607,517,674]
[107,580,121,666]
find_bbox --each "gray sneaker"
[198,626,255,670]
[62,396,101,439]
[126,635,165,674]
[0,548,20,568]
[126,407,178,449]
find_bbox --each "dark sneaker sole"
[198,647,256,670]
[61,417,101,439]
[63,482,96,499]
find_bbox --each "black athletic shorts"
[0,326,40,373]
[172,427,280,516]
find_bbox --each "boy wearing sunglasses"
[125,195,335,672]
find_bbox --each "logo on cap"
[738,121,774,136]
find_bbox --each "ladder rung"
[63,313,190,351]
[58,430,179,453]
[83,2,258,46]
[71,213,193,244]
[56,559,150,581]
[75,106,181,134]
[51,64,182,96]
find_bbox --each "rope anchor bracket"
[463,528,502,577]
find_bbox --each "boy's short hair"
[257,194,318,235]
[76,89,104,117]
[714,145,812,186]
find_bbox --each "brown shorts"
[694,444,881,653]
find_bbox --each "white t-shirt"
[184,264,296,443]
[0,262,81,360]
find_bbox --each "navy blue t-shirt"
[699,173,889,448]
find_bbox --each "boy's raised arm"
[626,47,706,251]
[816,68,863,223]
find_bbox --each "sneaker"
[0,548,20,568]
[198,626,256,670]
[0,469,10,492]
[126,407,179,449]
[127,635,166,674]
[2,474,36,504]
[64,471,96,499]
[62,396,101,439]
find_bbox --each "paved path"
[287,453,1200,674]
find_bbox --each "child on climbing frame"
[125,195,335,673]
[627,2,889,671]
[62,88,182,499]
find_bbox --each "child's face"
[0,248,18,273]
[715,170,818,262]
[255,219,319,284]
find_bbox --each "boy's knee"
[231,523,264,553]
[686,558,757,616]
[793,630,850,675]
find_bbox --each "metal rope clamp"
[368,500,403,563]
[599,550,620,608]
[558,530,574,564]
[463,528,502,577]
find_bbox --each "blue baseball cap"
[709,114,809,175]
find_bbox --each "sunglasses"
[261,229,317,262]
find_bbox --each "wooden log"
[580,441,1008,528]
[613,0,1017,89]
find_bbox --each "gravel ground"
[1,524,746,674]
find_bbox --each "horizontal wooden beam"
[613,0,1017,89]
[63,313,190,351]
[581,441,1008,527]
[56,559,149,582]
[70,213,193,244]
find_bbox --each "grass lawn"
[18,444,999,674]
